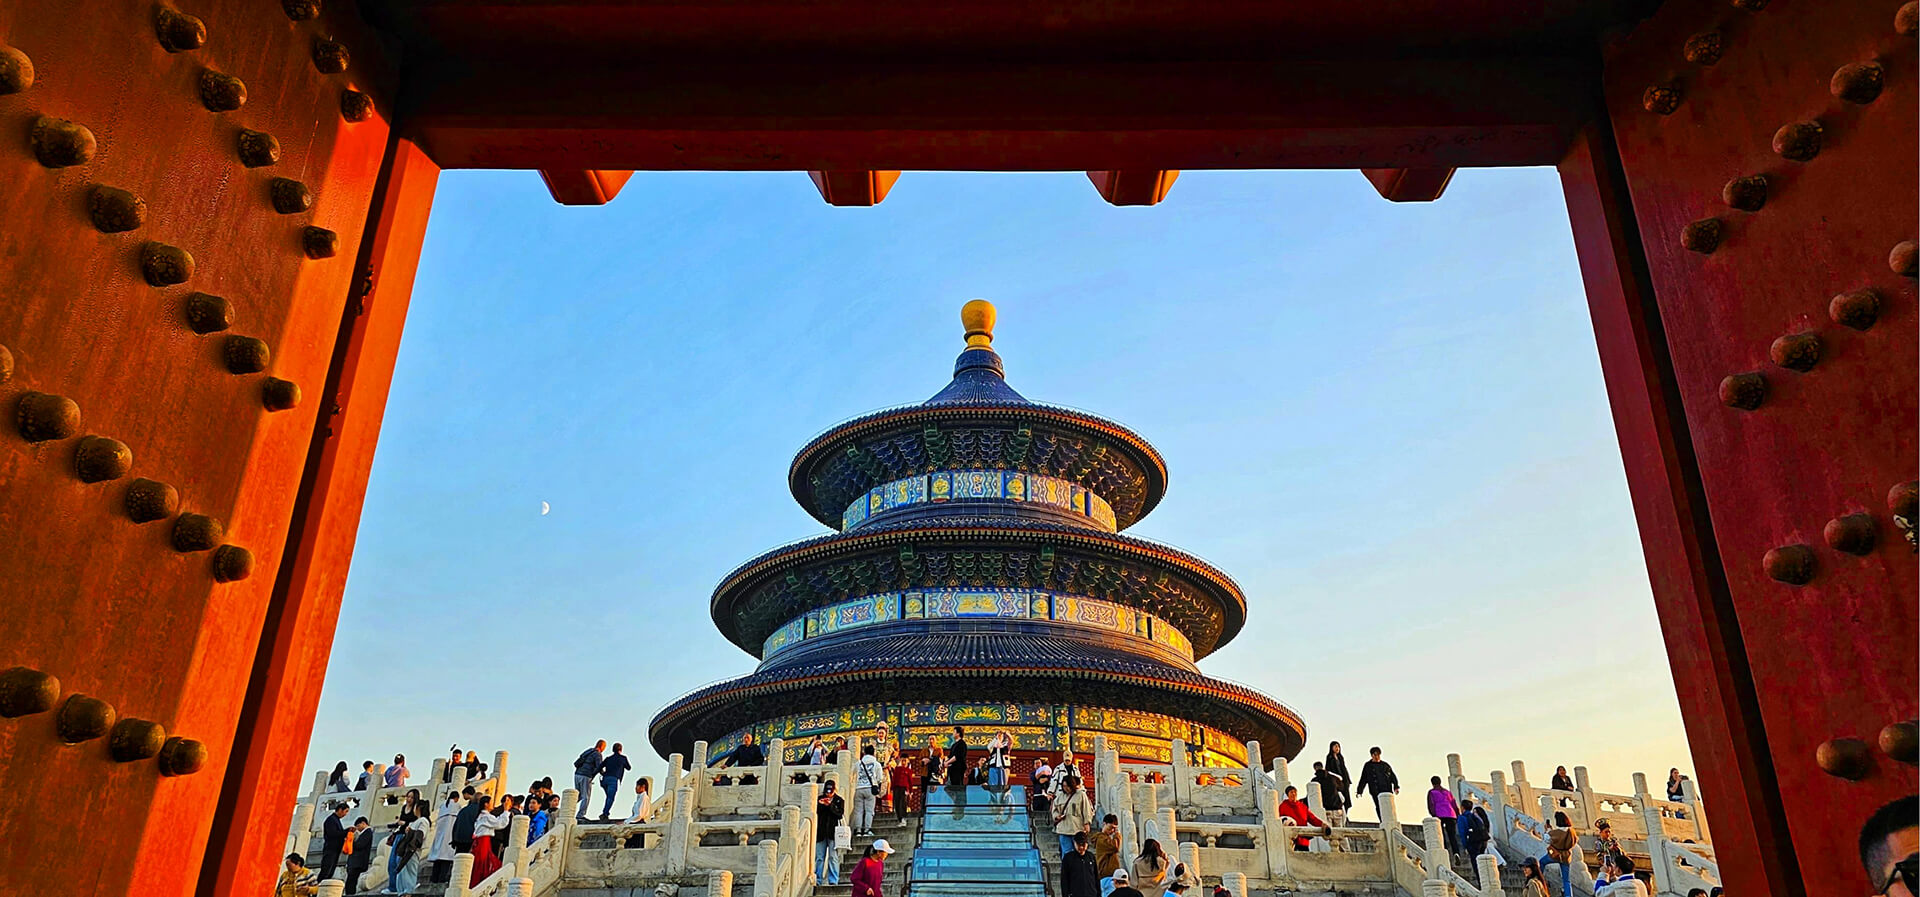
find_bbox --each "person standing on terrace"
[598,743,633,821]
[573,739,606,821]
[815,780,846,885]
[385,754,408,789]
[1276,785,1328,851]
[890,755,916,821]
[729,732,767,768]
[1322,742,1352,813]
[1427,776,1461,859]
[1354,747,1398,820]
[1312,762,1348,826]
[945,727,969,788]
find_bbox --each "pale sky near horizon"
[302,167,1695,807]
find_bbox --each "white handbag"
[835,824,852,851]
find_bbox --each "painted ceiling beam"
[537,169,636,205]
[1087,170,1180,206]
[1360,167,1456,202]
[405,59,1589,171]
[809,170,901,206]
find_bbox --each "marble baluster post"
[448,854,474,897]
[667,787,694,874]
[289,802,317,860]
[1476,853,1505,897]
[689,741,711,811]
[765,738,786,806]
[506,813,532,879]
[711,869,735,897]
[1260,788,1291,878]
[1421,819,1446,882]
[1488,770,1510,851]
[1446,754,1465,801]
[1573,767,1595,828]
[1223,871,1248,897]
[559,788,579,825]
[1634,773,1672,896]
[1178,840,1201,884]
[1681,777,1710,843]
[1243,740,1264,809]
[1170,739,1191,807]
[1511,760,1535,819]
[752,839,779,897]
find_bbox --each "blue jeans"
[575,773,595,818]
[600,776,621,818]
[816,840,840,883]
[1541,856,1571,897]
[1058,834,1076,857]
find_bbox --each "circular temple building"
[649,302,1304,769]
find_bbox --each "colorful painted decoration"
[761,588,1193,660]
[842,470,1117,531]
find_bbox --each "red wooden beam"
[809,170,900,205]
[1558,122,1800,897]
[1360,167,1455,202]
[538,169,636,205]
[198,138,442,897]
[1087,170,1180,205]
[403,59,1590,171]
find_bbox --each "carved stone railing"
[291,738,831,897]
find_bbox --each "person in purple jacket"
[1427,775,1461,860]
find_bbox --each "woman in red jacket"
[851,839,894,897]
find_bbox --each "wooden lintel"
[1087,170,1180,206]
[538,169,636,205]
[1361,167,1456,202]
[808,170,901,206]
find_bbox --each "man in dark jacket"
[1354,746,1399,820]
[1061,832,1101,897]
[319,802,351,881]
[573,739,606,822]
[451,795,484,857]
[728,732,766,768]
[598,743,634,821]
[1310,761,1349,826]
[946,727,969,789]
[1108,868,1143,897]
[344,817,374,894]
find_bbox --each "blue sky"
[303,167,1692,804]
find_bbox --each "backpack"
[397,826,424,858]
[574,750,600,775]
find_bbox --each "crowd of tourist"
[290,730,1886,897]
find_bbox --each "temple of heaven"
[649,301,1305,768]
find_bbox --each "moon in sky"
[540,501,550,516]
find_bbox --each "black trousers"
[1440,818,1461,855]
[319,848,342,882]
[430,859,453,883]
[344,868,364,894]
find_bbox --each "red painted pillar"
[199,136,440,897]
[1568,0,1918,891]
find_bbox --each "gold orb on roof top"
[961,299,996,349]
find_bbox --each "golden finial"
[961,299,997,349]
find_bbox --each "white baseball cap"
[872,838,894,855]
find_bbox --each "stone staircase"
[813,814,919,897]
